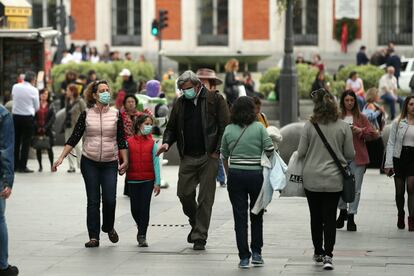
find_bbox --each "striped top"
[221,122,274,170]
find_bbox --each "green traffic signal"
[151,19,159,36]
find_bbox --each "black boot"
[336,209,347,229]
[347,214,357,231]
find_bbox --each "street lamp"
[279,0,298,127]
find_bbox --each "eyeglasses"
[310,88,327,98]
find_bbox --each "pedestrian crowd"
[1,52,414,275]
[58,43,147,64]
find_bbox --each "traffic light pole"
[157,28,162,81]
[55,0,67,64]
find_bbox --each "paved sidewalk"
[5,153,414,275]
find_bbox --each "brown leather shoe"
[108,229,119,243]
[85,239,99,248]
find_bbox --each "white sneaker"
[322,256,334,270]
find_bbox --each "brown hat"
[196,68,223,85]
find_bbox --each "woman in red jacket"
[336,90,379,231]
[126,113,161,247]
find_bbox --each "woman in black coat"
[224,58,243,106]
[34,89,56,172]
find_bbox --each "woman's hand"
[351,125,362,135]
[118,160,128,175]
[153,185,161,196]
[52,157,64,172]
[384,168,394,177]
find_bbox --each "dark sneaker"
[238,258,250,269]
[67,168,76,173]
[323,256,334,270]
[193,240,206,250]
[20,168,34,173]
[312,254,324,264]
[84,239,99,248]
[108,229,119,243]
[0,265,19,276]
[137,235,148,247]
[220,181,226,188]
[251,252,264,266]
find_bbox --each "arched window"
[198,0,228,46]
[112,0,141,46]
[378,0,412,45]
[293,0,318,45]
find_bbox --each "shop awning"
[0,28,60,39]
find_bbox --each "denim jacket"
[0,105,14,188]
[385,118,409,168]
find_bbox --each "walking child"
[126,114,161,247]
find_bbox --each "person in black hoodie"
[119,68,138,95]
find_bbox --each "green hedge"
[51,61,156,96]
[259,63,384,99]
[335,64,385,90]
[161,79,176,101]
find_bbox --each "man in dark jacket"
[356,45,369,65]
[386,49,401,83]
[0,105,19,276]
[157,71,230,250]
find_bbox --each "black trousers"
[13,114,34,170]
[305,189,341,257]
[227,169,264,260]
[129,181,154,236]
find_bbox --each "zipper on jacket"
[99,110,103,161]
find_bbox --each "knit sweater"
[297,120,355,192]
[221,122,274,170]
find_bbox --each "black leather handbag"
[32,135,51,150]
[313,123,355,203]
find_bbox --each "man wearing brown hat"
[196,68,223,91]
[196,69,227,188]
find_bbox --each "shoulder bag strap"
[230,125,249,157]
[313,123,347,177]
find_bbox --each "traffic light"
[151,19,159,36]
[159,9,168,30]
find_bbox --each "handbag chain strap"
[313,123,348,177]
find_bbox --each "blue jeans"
[381,94,404,120]
[338,161,366,215]
[0,197,8,269]
[356,96,365,111]
[80,156,118,240]
[216,159,226,183]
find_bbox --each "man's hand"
[0,187,12,199]
[156,143,169,156]
[210,152,220,159]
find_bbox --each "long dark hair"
[399,95,414,122]
[231,96,256,127]
[340,90,361,119]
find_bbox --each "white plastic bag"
[281,151,305,197]
[270,152,288,191]
[238,85,247,97]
